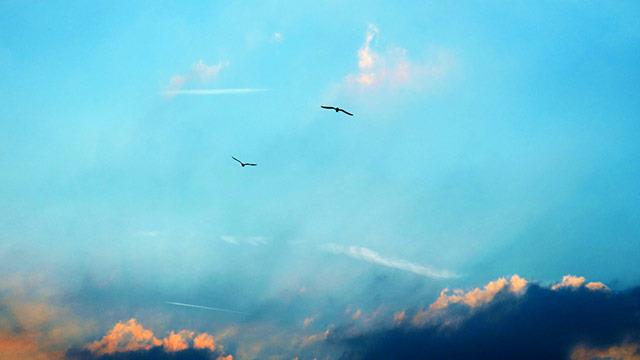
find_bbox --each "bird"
[232,156,257,167]
[321,105,353,116]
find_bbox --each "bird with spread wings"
[232,156,257,167]
[321,105,354,116]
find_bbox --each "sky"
[1,1,639,359]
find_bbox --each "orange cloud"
[162,330,193,352]
[87,319,161,355]
[552,275,609,291]
[0,275,90,360]
[0,332,62,360]
[430,274,527,310]
[87,318,220,355]
[413,275,528,326]
[193,333,216,352]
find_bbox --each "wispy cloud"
[344,24,454,91]
[321,243,457,279]
[164,59,231,95]
[220,235,269,246]
[163,88,267,96]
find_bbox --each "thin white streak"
[166,301,248,315]
[322,243,458,279]
[163,88,267,96]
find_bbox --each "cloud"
[75,318,231,359]
[303,317,315,329]
[220,235,268,246]
[552,275,610,291]
[393,311,406,325]
[192,60,227,82]
[164,59,231,95]
[0,275,90,360]
[431,275,527,310]
[344,24,454,91]
[321,243,457,279]
[193,333,216,352]
[571,342,640,360]
[412,274,527,326]
[86,319,162,355]
[329,275,640,359]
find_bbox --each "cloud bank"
[329,275,640,359]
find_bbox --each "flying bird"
[232,156,257,167]
[321,105,353,116]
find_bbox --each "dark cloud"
[67,347,223,360]
[333,284,640,359]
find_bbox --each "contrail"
[163,88,267,96]
[322,243,459,279]
[165,301,248,315]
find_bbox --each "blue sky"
[1,1,639,358]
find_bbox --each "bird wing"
[339,109,354,116]
[321,105,336,110]
[232,156,243,164]
[245,163,257,166]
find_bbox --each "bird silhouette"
[321,105,353,116]
[232,156,257,167]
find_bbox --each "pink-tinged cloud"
[87,318,220,355]
[345,24,454,91]
[552,275,610,291]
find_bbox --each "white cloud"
[192,60,228,82]
[322,243,457,279]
